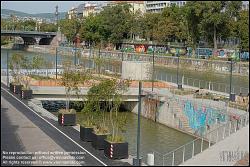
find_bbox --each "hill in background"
[1,9,67,20]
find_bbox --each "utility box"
[122,61,152,80]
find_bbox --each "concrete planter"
[80,126,94,142]
[10,83,23,94]
[104,140,128,160]
[58,113,76,126]
[20,89,33,99]
[91,132,108,150]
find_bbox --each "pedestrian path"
[1,96,81,166]
[180,125,249,166]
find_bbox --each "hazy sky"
[1,1,105,14]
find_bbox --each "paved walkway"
[1,83,130,166]
[181,125,249,166]
[1,96,81,166]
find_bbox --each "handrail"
[157,111,249,165]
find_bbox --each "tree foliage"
[55,1,249,50]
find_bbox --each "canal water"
[1,48,248,95]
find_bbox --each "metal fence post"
[229,121,231,136]
[192,141,195,157]
[223,126,226,139]
[216,127,219,142]
[234,121,237,132]
[163,155,164,166]
[182,146,185,163]
[172,152,175,166]
[201,138,203,153]
[245,115,247,126]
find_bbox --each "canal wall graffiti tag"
[183,101,226,135]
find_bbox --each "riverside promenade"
[1,83,130,166]
[181,125,249,166]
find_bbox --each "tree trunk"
[213,23,217,56]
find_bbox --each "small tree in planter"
[59,60,82,126]
[80,99,97,142]
[9,53,25,94]
[19,56,33,99]
[89,79,117,150]
[103,79,131,160]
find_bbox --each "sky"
[1,1,106,14]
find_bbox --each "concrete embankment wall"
[25,45,249,76]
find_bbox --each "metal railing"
[151,112,249,166]
[154,72,249,96]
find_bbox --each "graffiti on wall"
[183,101,226,135]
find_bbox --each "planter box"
[9,83,14,92]
[10,83,23,94]
[58,113,76,126]
[104,140,128,160]
[91,133,108,150]
[20,89,33,99]
[80,126,94,142]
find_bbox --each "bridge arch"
[39,38,54,45]
[20,36,36,45]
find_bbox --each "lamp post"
[55,47,58,79]
[74,37,77,66]
[176,48,182,89]
[152,45,155,92]
[135,81,142,166]
[229,52,236,102]
[55,5,59,31]
[7,50,9,87]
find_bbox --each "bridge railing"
[151,111,249,166]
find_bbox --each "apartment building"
[109,1,146,14]
[144,1,186,13]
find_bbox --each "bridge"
[1,30,57,45]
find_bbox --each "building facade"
[144,1,186,13]
[68,2,106,19]
[242,1,249,10]
[68,7,77,19]
[109,1,145,14]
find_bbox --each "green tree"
[237,10,249,50]
[183,1,204,52]
[9,53,26,85]
[59,19,80,42]
[200,1,227,52]
[40,23,57,32]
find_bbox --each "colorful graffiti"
[183,101,226,135]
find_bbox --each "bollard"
[147,153,154,166]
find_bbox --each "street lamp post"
[229,54,236,102]
[176,48,182,89]
[152,45,155,92]
[74,38,77,66]
[135,81,142,166]
[7,50,9,87]
[55,47,58,79]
